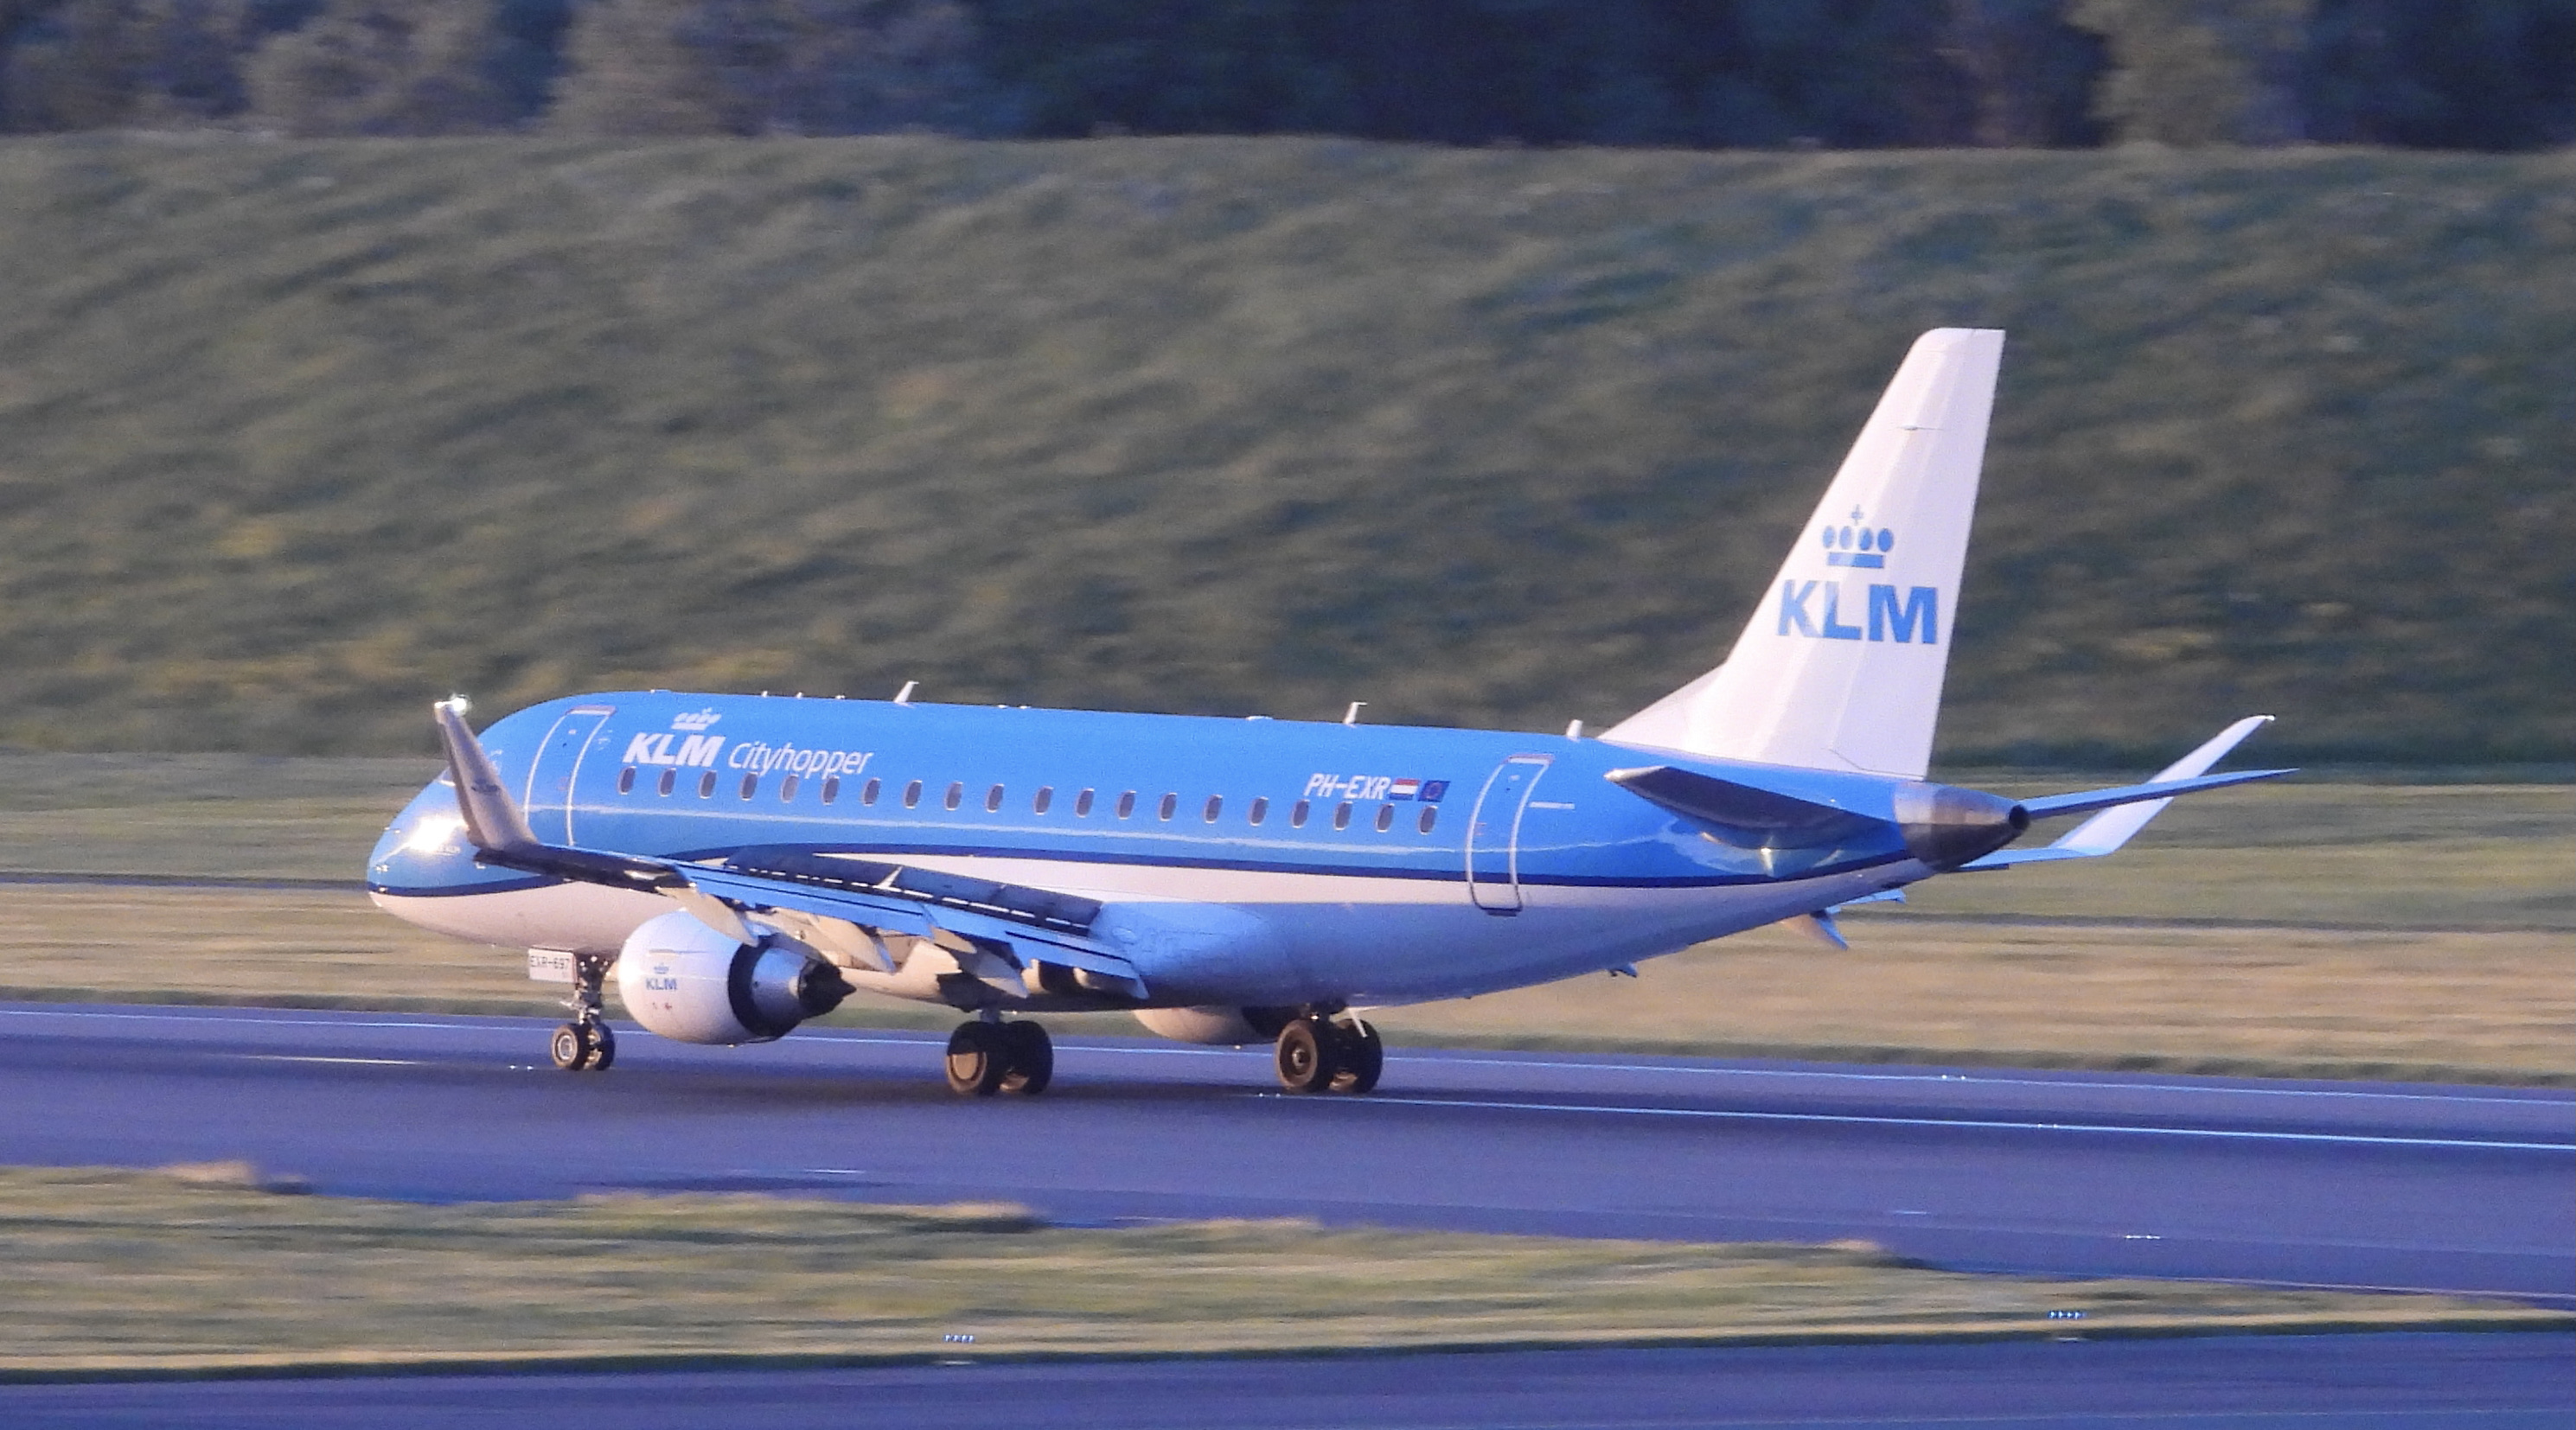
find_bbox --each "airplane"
[367,328,2289,1096]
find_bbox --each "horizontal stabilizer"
[2042,715,2273,858]
[1966,718,2290,871]
[1605,765,1883,850]
[2018,767,2292,822]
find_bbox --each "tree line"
[0,1,2567,148]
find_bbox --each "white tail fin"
[1602,329,2004,778]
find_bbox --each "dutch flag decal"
[1390,779,1422,801]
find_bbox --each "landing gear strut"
[945,1016,1052,1096]
[1275,1013,1383,1095]
[550,952,617,1072]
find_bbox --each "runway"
[2,1001,2567,1301]
[4,1334,2571,1429]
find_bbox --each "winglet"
[431,698,541,857]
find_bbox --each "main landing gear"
[550,952,617,1071]
[944,1015,1053,1097]
[1274,1012,1383,1095]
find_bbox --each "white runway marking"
[243,1055,422,1067]
[1345,1095,2576,1153]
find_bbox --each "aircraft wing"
[1965,716,2287,870]
[430,699,1148,996]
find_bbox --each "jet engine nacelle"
[615,908,851,1045]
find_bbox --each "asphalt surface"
[3,1335,2569,1429]
[2,1001,2568,1301]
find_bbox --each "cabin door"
[1466,755,1550,914]
[523,705,617,846]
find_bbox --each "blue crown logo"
[1820,508,1895,569]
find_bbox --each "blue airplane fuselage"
[369,691,1934,1007]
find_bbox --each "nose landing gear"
[549,952,617,1071]
[1274,1012,1383,1095]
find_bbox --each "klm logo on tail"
[1778,513,1938,644]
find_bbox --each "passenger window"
[1033,787,1054,814]
[1076,788,1096,816]
[780,774,799,801]
[1417,806,1437,834]
[821,776,840,804]
[1203,795,1222,823]
[1158,793,1177,820]
[1333,801,1353,830]
[1290,800,1310,828]
[739,774,758,800]
[1116,791,1136,819]
[944,782,964,811]
[861,777,880,806]
[698,771,717,798]
[904,780,923,808]
[1249,796,1268,826]
[657,769,676,796]
[986,784,1004,813]
[1375,802,1394,832]
[617,767,636,795]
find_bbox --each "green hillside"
[0,136,2566,760]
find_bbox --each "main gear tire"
[945,1021,1011,1097]
[1329,1018,1383,1095]
[1274,1018,1339,1094]
[997,1020,1053,1095]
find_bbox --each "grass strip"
[0,1165,2562,1380]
